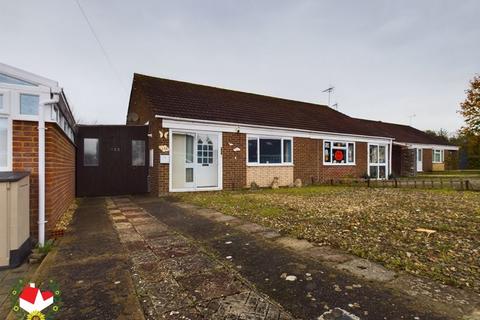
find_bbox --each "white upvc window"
[247,136,293,165]
[323,140,355,165]
[433,149,444,163]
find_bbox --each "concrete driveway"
[119,195,480,320]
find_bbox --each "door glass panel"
[185,168,193,182]
[379,146,386,163]
[84,138,99,166]
[172,133,194,189]
[369,145,378,163]
[186,135,193,163]
[132,140,145,166]
[417,149,422,161]
[379,166,386,179]
[369,165,378,179]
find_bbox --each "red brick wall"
[223,132,246,189]
[45,122,76,236]
[293,137,320,185]
[12,121,39,238]
[12,120,76,239]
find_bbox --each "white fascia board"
[393,141,459,151]
[159,115,393,144]
[0,63,60,91]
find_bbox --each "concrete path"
[11,197,145,319]
[131,196,480,320]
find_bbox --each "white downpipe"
[38,95,59,247]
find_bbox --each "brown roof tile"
[353,118,453,145]
[129,74,391,138]
[129,73,452,146]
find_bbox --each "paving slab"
[275,237,315,251]
[335,258,396,282]
[304,246,355,264]
[212,214,242,224]
[236,222,269,234]
[194,208,225,219]
[258,230,282,240]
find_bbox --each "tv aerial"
[322,86,335,107]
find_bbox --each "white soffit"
[159,116,394,144]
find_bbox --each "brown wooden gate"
[76,125,149,196]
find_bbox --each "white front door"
[368,144,388,179]
[416,148,423,172]
[170,131,220,191]
[195,133,219,188]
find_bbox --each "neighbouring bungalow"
[0,63,76,244]
[354,119,459,176]
[126,74,459,194]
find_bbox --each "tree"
[425,129,450,144]
[459,75,480,135]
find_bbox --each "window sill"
[323,163,356,166]
[247,163,294,167]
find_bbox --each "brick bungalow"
[127,74,400,194]
[127,74,460,194]
[0,63,76,242]
[355,119,459,176]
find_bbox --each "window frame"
[83,138,100,167]
[0,90,10,115]
[432,149,444,163]
[323,140,356,166]
[246,135,293,166]
[368,143,389,180]
[0,116,12,171]
[132,139,146,167]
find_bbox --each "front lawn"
[178,186,480,292]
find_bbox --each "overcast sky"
[1,0,478,133]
